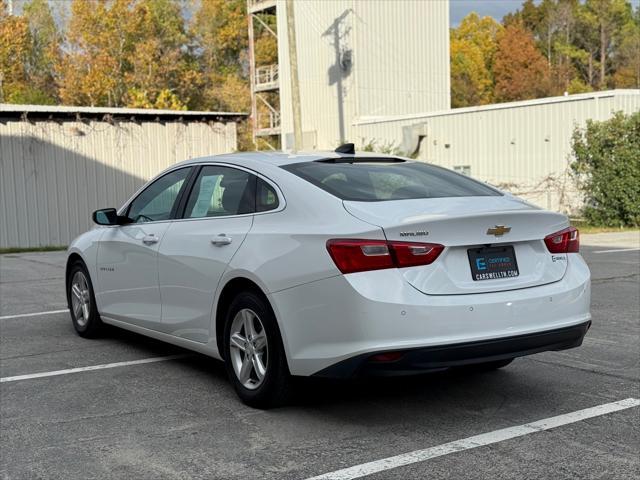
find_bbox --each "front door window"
[127,168,191,223]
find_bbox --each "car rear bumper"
[269,254,591,376]
[313,321,591,377]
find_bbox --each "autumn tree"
[450,13,502,107]
[58,0,137,107]
[58,0,198,109]
[190,0,277,148]
[190,0,249,113]
[0,1,31,103]
[22,0,61,104]
[506,0,583,93]
[0,0,60,104]
[450,39,491,107]
[493,22,552,102]
[124,0,199,110]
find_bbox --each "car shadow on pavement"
[99,325,551,417]
[99,324,194,357]
[292,368,513,405]
[291,361,571,422]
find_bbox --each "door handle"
[211,234,232,246]
[142,234,159,245]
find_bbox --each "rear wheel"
[67,261,103,338]
[223,291,291,408]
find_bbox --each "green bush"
[571,111,640,227]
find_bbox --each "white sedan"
[66,147,591,407]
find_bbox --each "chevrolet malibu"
[66,148,591,407]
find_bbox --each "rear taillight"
[326,239,393,273]
[389,241,445,267]
[369,351,404,363]
[544,227,579,253]
[326,239,444,274]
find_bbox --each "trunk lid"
[343,195,570,295]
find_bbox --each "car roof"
[173,150,403,169]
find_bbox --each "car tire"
[223,290,291,409]
[67,260,103,338]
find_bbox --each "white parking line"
[593,247,640,254]
[0,309,68,320]
[305,398,640,480]
[0,354,190,383]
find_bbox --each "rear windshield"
[282,160,501,201]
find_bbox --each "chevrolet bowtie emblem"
[487,225,511,236]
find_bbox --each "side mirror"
[92,208,130,226]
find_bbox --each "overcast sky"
[450,0,524,26]
[10,0,640,30]
[450,0,640,26]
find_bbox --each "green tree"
[612,9,640,88]
[571,111,640,227]
[504,0,545,31]
[573,0,633,88]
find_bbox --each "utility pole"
[285,0,303,151]
[8,0,13,15]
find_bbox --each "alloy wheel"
[229,308,269,390]
[70,271,91,327]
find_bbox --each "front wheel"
[223,291,291,408]
[67,261,103,338]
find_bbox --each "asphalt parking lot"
[1,234,638,480]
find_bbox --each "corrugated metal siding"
[0,120,237,248]
[419,92,640,212]
[354,0,450,117]
[277,0,449,149]
[354,91,640,212]
[278,0,357,149]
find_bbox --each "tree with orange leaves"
[493,22,552,102]
[57,0,134,107]
[0,0,60,104]
[0,2,31,103]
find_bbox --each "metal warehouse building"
[2,1,638,249]
[249,0,638,214]
[356,90,640,213]
[248,0,450,149]
[0,105,243,249]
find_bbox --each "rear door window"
[183,166,256,218]
[282,160,500,201]
[256,178,280,212]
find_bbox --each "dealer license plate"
[467,246,519,281]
